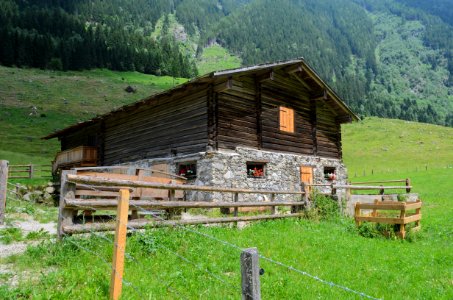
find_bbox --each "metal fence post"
[0,160,9,225]
[241,247,261,300]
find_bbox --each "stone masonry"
[129,146,348,203]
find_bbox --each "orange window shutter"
[279,107,287,131]
[288,108,294,132]
[279,106,294,133]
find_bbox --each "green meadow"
[0,67,452,299]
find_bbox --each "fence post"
[110,189,130,300]
[233,192,239,216]
[0,160,9,225]
[241,247,261,300]
[58,169,77,238]
[405,178,411,193]
[29,164,34,179]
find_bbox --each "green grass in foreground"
[1,168,451,299]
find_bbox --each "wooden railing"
[58,170,307,237]
[52,146,98,173]
[8,164,52,179]
[355,200,422,238]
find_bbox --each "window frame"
[177,161,197,179]
[246,161,267,178]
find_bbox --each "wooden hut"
[44,58,358,200]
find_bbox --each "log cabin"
[44,58,358,201]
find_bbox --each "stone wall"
[127,147,349,203]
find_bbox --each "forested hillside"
[0,0,452,126]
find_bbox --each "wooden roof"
[43,58,358,140]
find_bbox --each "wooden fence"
[8,164,52,179]
[354,200,422,238]
[58,169,307,237]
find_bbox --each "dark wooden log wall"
[102,87,209,165]
[60,123,101,151]
[216,77,259,150]
[216,70,341,159]
[315,101,341,158]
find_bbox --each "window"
[246,162,266,178]
[279,106,295,133]
[323,166,336,181]
[177,162,197,179]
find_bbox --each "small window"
[324,167,336,181]
[279,106,295,133]
[247,162,266,178]
[178,162,197,179]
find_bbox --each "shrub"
[306,194,340,220]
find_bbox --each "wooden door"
[300,166,313,194]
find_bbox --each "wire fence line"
[68,201,238,299]
[71,205,191,299]
[6,177,381,299]
[70,183,381,300]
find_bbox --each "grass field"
[197,45,242,75]
[0,67,452,299]
[0,66,186,164]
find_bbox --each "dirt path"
[0,217,56,258]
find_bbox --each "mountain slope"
[0,0,452,126]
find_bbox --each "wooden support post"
[399,203,407,239]
[354,202,361,226]
[372,199,378,217]
[301,182,309,209]
[241,248,261,300]
[110,189,130,300]
[379,185,384,195]
[58,170,78,238]
[234,192,239,217]
[414,199,421,228]
[405,178,411,193]
[0,160,9,225]
[270,193,276,215]
[331,182,336,196]
[309,99,317,155]
[29,164,34,179]
[167,189,176,220]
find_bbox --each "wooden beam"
[58,170,78,238]
[0,160,8,225]
[290,71,313,91]
[67,174,307,195]
[62,213,305,234]
[255,76,263,149]
[310,99,317,156]
[207,84,217,151]
[109,189,130,300]
[257,71,274,82]
[65,199,305,209]
[282,64,303,74]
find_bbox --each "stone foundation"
[127,147,348,203]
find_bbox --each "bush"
[306,194,340,220]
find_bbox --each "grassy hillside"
[1,67,452,299]
[0,66,187,164]
[342,117,453,174]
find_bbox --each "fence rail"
[59,170,307,237]
[8,164,52,179]
[354,200,422,238]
